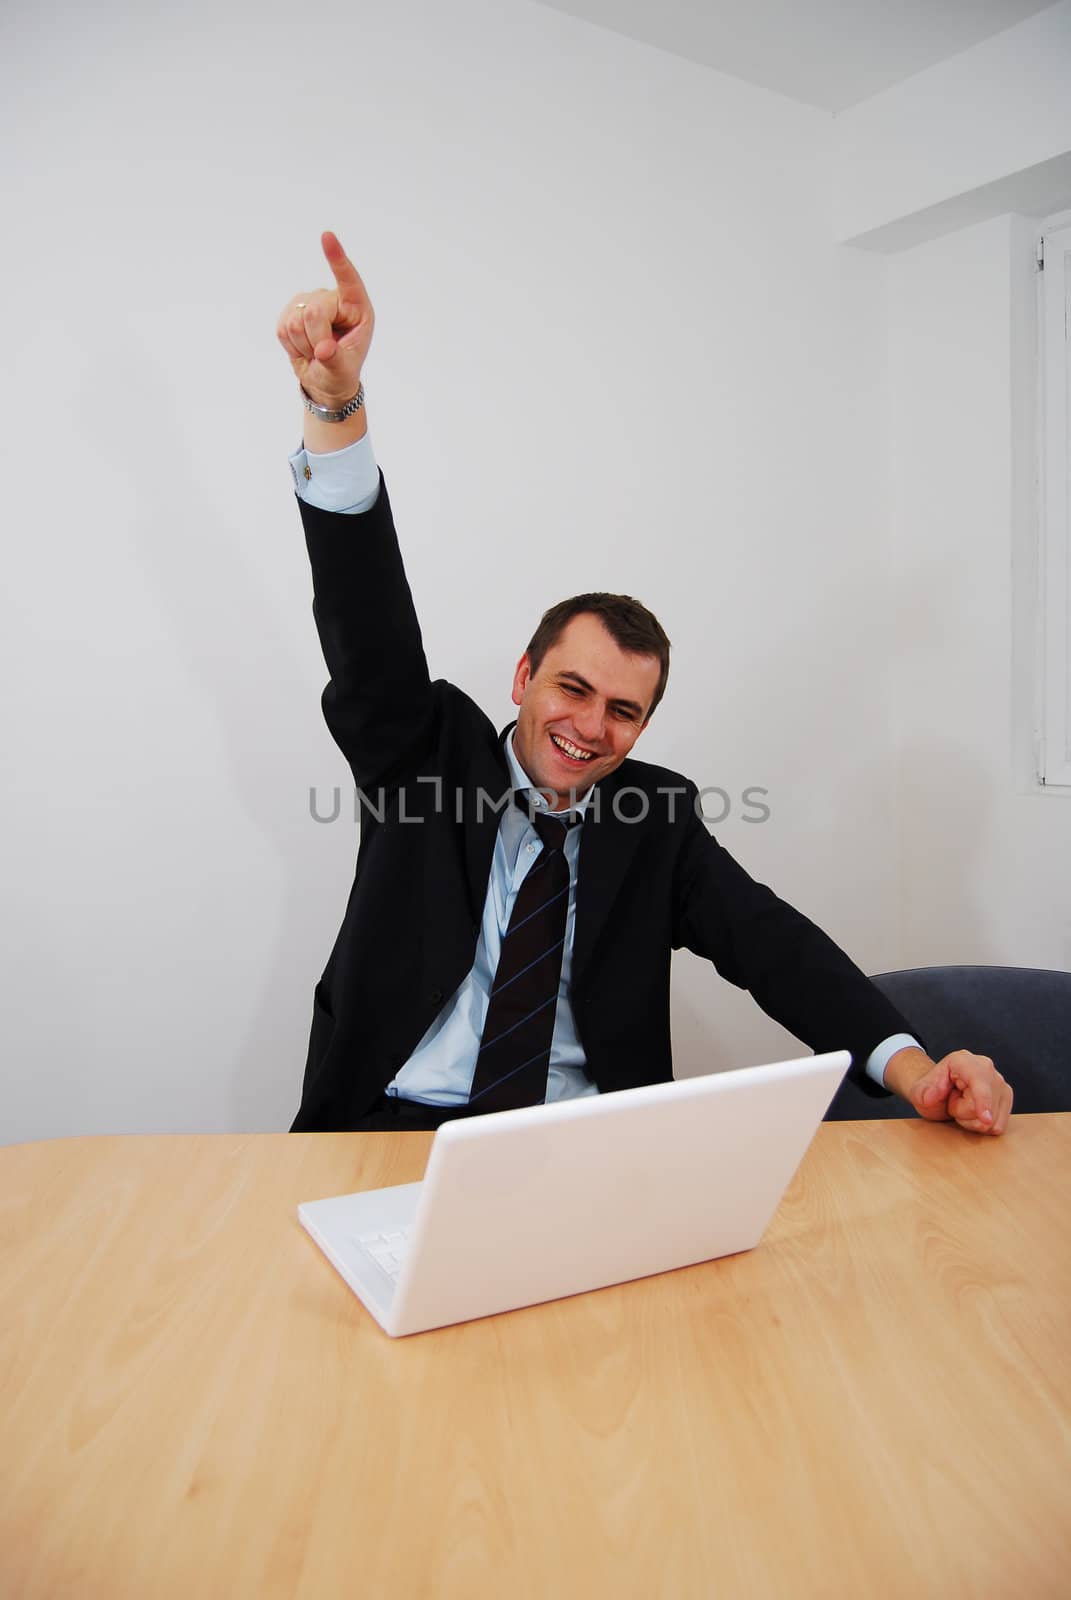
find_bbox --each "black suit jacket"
[292,477,910,1131]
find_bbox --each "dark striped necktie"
[467,801,576,1113]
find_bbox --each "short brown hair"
[525,593,671,719]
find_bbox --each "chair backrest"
[824,965,1071,1120]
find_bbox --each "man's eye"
[562,683,581,695]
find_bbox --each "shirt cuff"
[288,429,380,514]
[865,1033,923,1089]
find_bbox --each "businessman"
[278,231,1013,1137]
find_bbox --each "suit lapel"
[463,726,514,922]
[573,771,642,985]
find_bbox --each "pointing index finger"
[321,230,369,306]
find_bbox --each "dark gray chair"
[824,965,1071,1119]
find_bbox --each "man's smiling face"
[510,612,661,807]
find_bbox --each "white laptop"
[298,1049,849,1337]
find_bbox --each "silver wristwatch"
[300,381,365,423]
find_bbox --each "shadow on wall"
[671,961,804,1079]
[878,530,998,963]
[670,718,994,1071]
[667,550,906,1072]
[79,347,351,1132]
[667,590,994,1071]
[895,731,993,966]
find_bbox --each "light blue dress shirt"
[389,735,597,1106]
[289,430,920,1093]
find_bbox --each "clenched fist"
[276,231,374,408]
[885,1045,1013,1134]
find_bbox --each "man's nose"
[573,702,606,744]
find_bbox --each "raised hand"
[276,231,374,407]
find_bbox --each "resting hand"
[885,1046,1013,1135]
[276,231,374,407]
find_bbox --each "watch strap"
[300,381,365,423]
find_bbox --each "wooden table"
[2,1119,1069,1598]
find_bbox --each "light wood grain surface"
[2,1119,1069,1598]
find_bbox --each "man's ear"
[511,652,532,709]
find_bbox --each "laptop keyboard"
[356,1227,412,1281]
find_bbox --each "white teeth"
[552,734,593,761]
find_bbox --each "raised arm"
[673,809,1013,1133]
[277,234,433,791]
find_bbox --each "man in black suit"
[277,231,1013,1138]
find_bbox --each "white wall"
[834,0,1071,246]
[1,0,903,1141]
[886,213,1071,972]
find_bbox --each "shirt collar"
[506,730,594,819]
